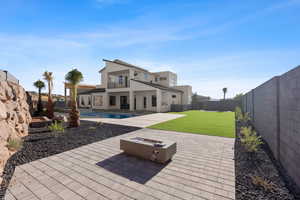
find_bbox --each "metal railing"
[107,81,129,89]
[0,70,19,84]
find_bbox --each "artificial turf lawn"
[148,110,235,138]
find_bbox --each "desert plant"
[33,80,45,115]
[65,69,83,127]
[6,137,23,151]
[241,112,251,124]
[235,107,243,121]
[43,71,54,119]
[222,87,227,100]
[251,176,276,192]
[240,126,263,153]
[49,121,65,133]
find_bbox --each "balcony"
[107,81,130,89]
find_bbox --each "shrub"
[240,126,263,153]
[241,112,251,124]
[49,121,65,133]
[251,176,276,192]
[235,107,243,121]
[6,138,23,151]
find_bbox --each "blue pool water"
[80,112,136,119]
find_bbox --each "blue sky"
[0,0,299,98]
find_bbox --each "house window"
[144,73,148,80]
[143,97,147,108]
[152,95,157,107]
[160,77,167,81]
[155,77,158,82]
[172,95,176,98]
[118,75,123,85]
[109,96,116,106]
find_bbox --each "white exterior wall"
[153,71,177,87]
[91,93,107,109]
[134,91,157,112]
[173,85,192,104]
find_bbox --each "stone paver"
[5,128,235,200]
[83,113,185,127]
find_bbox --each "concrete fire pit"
[120,137,176,163]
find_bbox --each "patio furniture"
[120,137,176,163]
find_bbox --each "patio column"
[103,93,109,110]
[156,89,162,112]
[129,90,134,111]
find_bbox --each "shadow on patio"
[96,153,170,184]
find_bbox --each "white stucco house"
[78,59,192,112]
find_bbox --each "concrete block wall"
[242,66,300,189]
[252,77,279,159]
[278,67,300,187]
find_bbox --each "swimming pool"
[80,112,137,119]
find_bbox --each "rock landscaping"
[0,120,140,198]
[235,121,296,200]
[0,80,31,185]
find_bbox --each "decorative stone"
[0,80,31,179]
[0,101,7,120]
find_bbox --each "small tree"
[33,80,45,115]
[43,71,54,119]
[240,126,263,153]
[65,69,83,127]
[222,87,227,100]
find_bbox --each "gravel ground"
[0,120,140,198]
[235,122,296,200]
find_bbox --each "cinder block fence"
[242,66,300,190]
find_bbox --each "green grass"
[148,110,235,138]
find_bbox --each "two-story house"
[78,59,192,112]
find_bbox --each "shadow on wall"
[96,153,169,184]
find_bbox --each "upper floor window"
[144,73,148,80]
[160,77,167,81]
[118,75,123,85]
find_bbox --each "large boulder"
[0,80,31,180]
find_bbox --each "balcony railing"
[107,81,130,89]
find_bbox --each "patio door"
[120,96,129,109]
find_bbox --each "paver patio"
[83,113,185,128]
[5,128,235,200]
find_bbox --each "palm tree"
[222,87,228,100]
[43,71,54,119]
[33,80,45,115]
[65,69,83,127]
